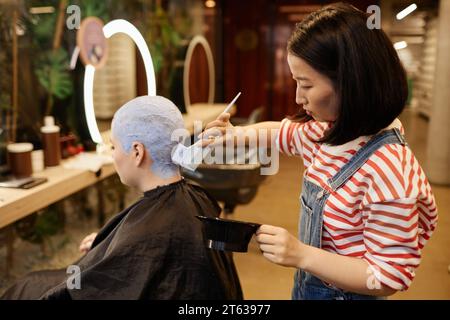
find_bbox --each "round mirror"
[183,35,215,110]
[93,33,137,133]
[82,19,156,144]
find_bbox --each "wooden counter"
[0,162,116,229]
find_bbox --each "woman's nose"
[296,87,305,105]
[296,93,306,106]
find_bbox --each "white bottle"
[40,116,61,167]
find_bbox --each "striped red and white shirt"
[277,118,438,291]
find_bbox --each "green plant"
[0,2,20,143]
[25,0,74,116]
[15,204,66,256]
[144,3,185,97]
[31,10,57,45]
[35,48,74,115]
[15,207,65,244]
[0,14,12,117]
[79,0,109,21]
[0,44,12,150]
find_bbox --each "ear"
[131,142,147,167]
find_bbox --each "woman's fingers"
[256,224,282,236]
[259,244,276,254]
[80,237,89,247]
[200,126,227,139]
[85,232,97,243]
[199,138,215,147]
[79,243,88,253]
[79,241,93,253]
[204,113,231,131]
[88,232,97,240]
[79,232,97,253]
[255,233,275,245]
[217,112,231,122]
[200,113,232,137]
[204,119,227,131]
[262,252,276,262]
[86,240,94,249]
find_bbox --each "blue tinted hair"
[111,95,185,178]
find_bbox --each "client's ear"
[132,142,147,167]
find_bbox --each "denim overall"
[292,128,407,300]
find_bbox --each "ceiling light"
[396,4,417,20]
[394,41,408,50]
[205,0,216,8]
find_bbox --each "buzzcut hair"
[111,95,185,178]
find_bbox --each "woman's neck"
[138,171,182,193]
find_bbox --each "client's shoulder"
[184,181,222,214]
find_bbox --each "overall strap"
[328,128,407,191]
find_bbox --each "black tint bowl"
[196,216,261,252]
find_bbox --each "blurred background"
[0,0,449,299]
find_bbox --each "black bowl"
[196,216,261,252]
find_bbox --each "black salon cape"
[1,179,243,300]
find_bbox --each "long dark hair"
[287,2,408,145]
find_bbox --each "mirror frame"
[183,35,215,111]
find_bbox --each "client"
[2,95,243,300]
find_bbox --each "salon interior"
[0,0,449,300]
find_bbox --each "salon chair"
[182,162,266,214]
[230,106,265,126]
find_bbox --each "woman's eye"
[300,86,312,89]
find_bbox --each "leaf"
[35,48,73,100]
[35,209,64,238]
[171,31,181,46]
[0,93,11,111]
[161,24,173,45]
[149,40,163,73]
[80,0,109,21]
[31,13,57,45]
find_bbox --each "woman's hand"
[79,232,97,254]
[197,113,237,148]
[255,225,306,269]
[257,226,398,296]
[199,113,234,140]
[199,114,280,149]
